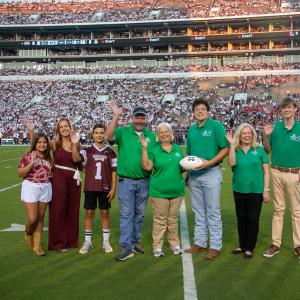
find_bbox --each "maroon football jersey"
[80,144,117,192]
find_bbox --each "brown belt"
[271,165,300,174]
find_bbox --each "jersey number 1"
[95,162,102,180]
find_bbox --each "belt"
[271,165,300,174]
[55,165,82,185]
[119,176,149,181]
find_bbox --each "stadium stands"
[1,63,300,76]
[1,1,300,144]
[1,73,299,143]
[1,0,298,25]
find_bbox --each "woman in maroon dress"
[48,118,82,251]
[23,118,82,251]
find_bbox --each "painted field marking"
[0,183,21,193]
[0,158,19,163]
[0,149,25,154]
[0,223,48,232]
[180,200,198,300]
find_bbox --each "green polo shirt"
[232,146,269,193]
[187,118,228,162]
[148,143,185,198]
[114,124,156,179]
[269,120,300,168]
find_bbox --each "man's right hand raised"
[109,102,123,118]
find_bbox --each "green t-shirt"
[148,143,185,198]
[187,118,228,176]
[114,124,156,179]
[270,120,300,168]
[232,146,269,193]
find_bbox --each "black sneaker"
[115,248,134,261]
[133,243,145,254]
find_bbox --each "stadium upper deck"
[0,0,295,25]
[1,11,300,63]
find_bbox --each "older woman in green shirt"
[227,123,270,259]
[141,122,185,258]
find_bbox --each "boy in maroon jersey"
[73,123,117,254]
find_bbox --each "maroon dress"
[48,148,81,250]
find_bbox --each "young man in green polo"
[184,99,229,260]
[106,102,156,261]
[263,97,300,259]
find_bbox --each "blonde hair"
[156,122,174,142]
[54,118,72,148]
[234,123,258,151]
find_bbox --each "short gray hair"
[156,122,174,142]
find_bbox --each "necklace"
[63,142,72,149]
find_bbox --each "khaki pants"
[271,168,300,248]
[150,197,183,249]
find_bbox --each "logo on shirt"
[175,152,182,158]
[290,134,300,142]
[93,154,107,161]
[34,158,51,169]
[202,130,212,137]
[251,150,258,156]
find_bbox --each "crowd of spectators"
[2,63,300,76]
[212,0,278,17]
[0,0,209,25]
[289,0,300,11]
[1,73,299,145]
[1,0,298,25]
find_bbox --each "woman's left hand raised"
[70,130,80,145]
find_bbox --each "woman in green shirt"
[141,122,185,258]
[227,123,270,259]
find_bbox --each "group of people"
[18,96,300,261]
[3,63,300,76]
[3,74,299,146]
[1,0,297,26]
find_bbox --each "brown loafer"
[184,244,207,253]
[206,248,219,260]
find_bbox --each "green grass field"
[0,146,299,300]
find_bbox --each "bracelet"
[264,188,270,191]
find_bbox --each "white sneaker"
[102,240,113,253]
[171,246,183,255]
[153,248,164,257]
[79,241,92,254]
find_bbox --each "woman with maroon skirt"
[23,118,82,252]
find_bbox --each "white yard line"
[0,158,19,163]
[180,200,198,300]
[0,149,26,154]
[0,183,21,193]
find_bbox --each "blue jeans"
[189,166,223,251]
[118,177,149,250]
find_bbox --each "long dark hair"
[30,133,53,165]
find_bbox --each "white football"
[180,156,203,170]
